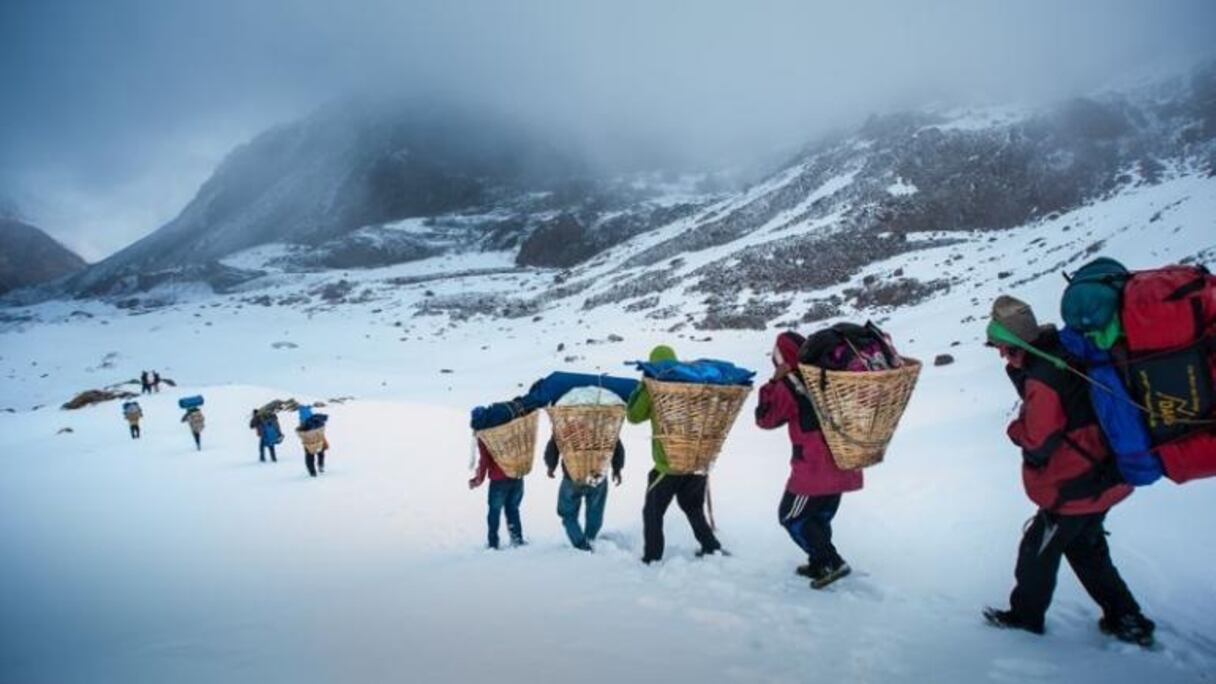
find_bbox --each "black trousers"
[306,450,326,477]
[778,492,842,570]
[192,431,201,450]
[1009,510,1140,629]
[260,443,277,462]
[642,469,720,561]
[129,424,140,439]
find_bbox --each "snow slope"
[1,173,1215,683]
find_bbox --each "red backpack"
[1121,265,1216,352]
[1118,265,1216,482]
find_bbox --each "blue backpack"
[261,416,283,445]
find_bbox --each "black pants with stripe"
[778,491,842,571]
[1009,510,1140,629]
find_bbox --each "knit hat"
[988,295,1040,346]
[649,345,676,363]
[772,331,805,367]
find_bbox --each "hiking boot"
[696,547,730,558]
[1099,613,1155,647]
[983,607,1045,635]
[810,560,851,589]
[795,564,820,578]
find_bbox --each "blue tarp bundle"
[1059,327,1163,486]
[177,395,204,410]
[629,359,756,386]
[470,372,641,431]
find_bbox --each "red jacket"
[1005,334,1131,514]
[474,441,511,482]
[756,376,863,496]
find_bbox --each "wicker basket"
[798,358,922,470]
[642,378,752,474]
[297,426,327,455]
[474,411,539,478]
[546,404,626,484]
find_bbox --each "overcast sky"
[1,0,1213,261]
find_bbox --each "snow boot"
[810,560,851,589]
[983,607,1045,635]
[795,564,817,578]
[695,547,731,559]
[1099,613,1156,647]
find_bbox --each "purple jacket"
[755,376,863,496]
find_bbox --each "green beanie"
[649,345,676,363]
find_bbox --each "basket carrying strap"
[468,435,478,472]
[705,475,717,531]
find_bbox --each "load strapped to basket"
[297,426,327,455]
[178,395,204,410]
[797,322,921,470]
[547,386,629,485]
[475,410,539,478]
[122,401,141,417]
[633,359,754,475]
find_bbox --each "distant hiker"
[544,436,624,551]
[181,407,205,450]
[628,344,723,563]
[469,439,525,549]
[296,407,328,477]
[250,409,282,463]
[982,295,1154,646]
[140,371,151,395]
[755,331,860,589]
[123,401,143,439]
[151,371,162,393]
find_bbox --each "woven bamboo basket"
[474,411,539,478]
[546,404,626,484]
[798,358,922,470]
[297,426,327,455]
[642,378,751,474]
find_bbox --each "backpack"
[1060,257,1130,333]
[798,321,901,371]
[261,416,284,445]
[1059,259,1216,484]
[1121,265,1216,352]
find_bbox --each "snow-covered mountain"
[53,98,718,298]
[0,217,87,295]
[29,63,1215,320]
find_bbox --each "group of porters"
[469,257,1216,649]
[120,395,333,477]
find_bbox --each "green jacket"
[627,383,670,473]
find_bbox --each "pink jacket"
[755,377,863,496]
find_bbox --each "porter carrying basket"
[297,426,327,455]
[546,404,626,484]
[474,410,539,478]
[798,358,922,470]
[642,378,751,474]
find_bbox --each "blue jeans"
[557,477,607,549]
[487,479,524,548]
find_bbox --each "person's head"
[987,295,1040,368]
[772,331,805,368]
[649,345,676,363]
